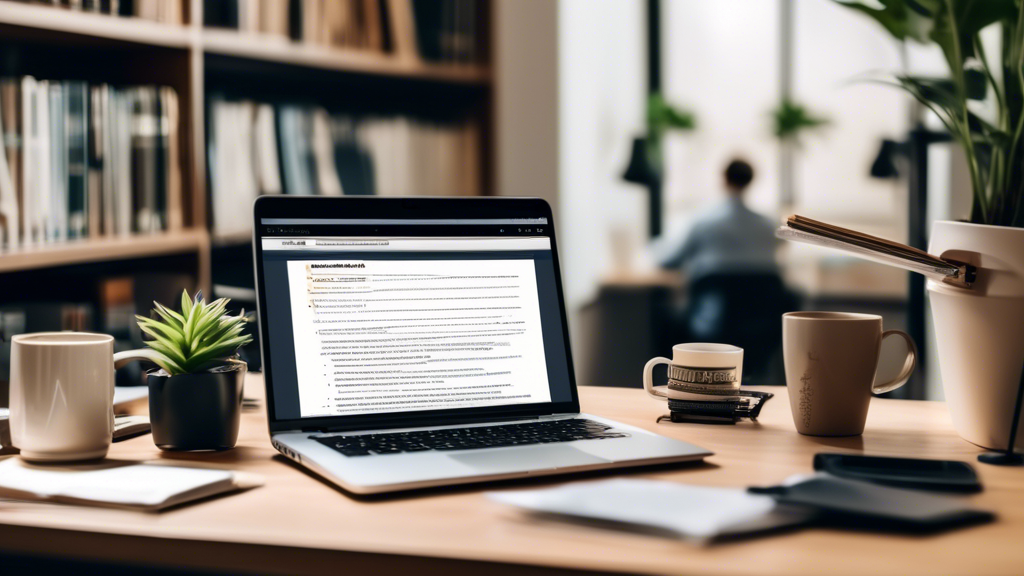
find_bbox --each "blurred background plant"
[771,98,830,143]
[645,92,696,171]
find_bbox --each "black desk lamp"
[621,0,666,240]
[622,137,663,239]
[977,364,1024,466]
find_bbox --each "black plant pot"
[147,361,246,451]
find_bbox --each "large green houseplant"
[120,290,253,451]
[836,0,1024,227]
[837,0,1024,452]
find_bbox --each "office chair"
[676,272,799,386]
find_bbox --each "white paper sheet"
[489,479,813,543]
[0,458,262,511]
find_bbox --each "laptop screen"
[257,212,576,426]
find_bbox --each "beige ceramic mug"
[783,312,917,436]
[9,332,148,462]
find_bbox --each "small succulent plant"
[135,290,253,376]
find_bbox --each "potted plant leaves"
[129,290,253,451]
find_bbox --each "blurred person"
[657,159,792,384]
[658,159,778,280]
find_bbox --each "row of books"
[207,97,480,237]
[0,78,182,249]
[5,0,184,24]
[205,0,384,51]
[203,0,482,64]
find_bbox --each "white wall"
[493,0,560,219]
[496,0,646,356]
[558,0,647,320]
[792,0,908,225]
[662,0,780,227]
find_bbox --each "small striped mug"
[643,343,743,402]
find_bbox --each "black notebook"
[750,473,995,533]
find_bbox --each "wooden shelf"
[201,30,491,85]
[0,2,192,48]
[0,230,209,274]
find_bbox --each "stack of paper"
[0,458,263,511]
[488,479,814,544]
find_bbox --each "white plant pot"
[927,220,1024,451]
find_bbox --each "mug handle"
[113,349,164,370]
[871,330,918,395]
[643,357,672,400]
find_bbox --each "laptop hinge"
[540,414,577,420]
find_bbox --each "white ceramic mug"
[643,343,744,402]
[9,332,147,462]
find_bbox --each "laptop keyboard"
[311,419,628,457]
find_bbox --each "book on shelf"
[0,80,19,248]
[204,0,240,28]
[410,0,479,64]
[0,0,184,24]
[130,87,164,233]
[0,77,182,250]
[202,0,484,64]
[207,96,481,238]
[66,81,89,240]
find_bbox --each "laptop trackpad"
[450,445,609,474]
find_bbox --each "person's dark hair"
[724,159,754,191]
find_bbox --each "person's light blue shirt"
[660,197,779,281]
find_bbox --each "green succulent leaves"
[135,290,253,376]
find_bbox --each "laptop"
[252,196,711,494]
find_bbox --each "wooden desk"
[0,374,1021,575]
[600,269,683,289]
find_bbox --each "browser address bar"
[311,239,390,247]
[264,237,552,252]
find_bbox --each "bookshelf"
[0,230,209,275]
[0,2,194,48]
[201,29,490,84]
[0,0,494,333]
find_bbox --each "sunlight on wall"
[558,0,646,318]
[662,0,781,229]
[662,0,909,237]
